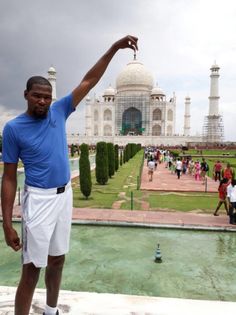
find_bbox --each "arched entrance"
[122,107,142,135]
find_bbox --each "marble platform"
[0,286,236,315]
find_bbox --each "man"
[200,158,208,184]
[227,179,236,224]
[148,156,155,181]
[1,35,138,315]
[213,160,222,182]
[175,158,182,179]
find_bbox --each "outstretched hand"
[113,35,138,52]
[3,226,22,251]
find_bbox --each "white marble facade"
[78,59,202,145]
[85,59,177,138]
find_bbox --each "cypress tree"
[107,142,115,178]
[70,143,75,157]
[95,142,109,185]
[123,146,126,164]
[126,144,131,162]
[114,144,119,172]
[120,151,123,166]
[79,143,92,199]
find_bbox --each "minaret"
[47,66,57,102]
[85,95,92,136]
[184,96,191,136]
[209,62,220,116]
[202,62,224,142]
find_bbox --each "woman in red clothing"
[213,178,229,216]
[222,163,234,182]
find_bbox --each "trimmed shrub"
[96,142,109,185]
[120,151,123,166]
[107,142,115,178]
[114,144,119,172]
[79,143,92,199]
[123,147,126,164]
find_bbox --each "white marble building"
[77,57,202,146]
[48,60,224,146]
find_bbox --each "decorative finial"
[154,243,162,263]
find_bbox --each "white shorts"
[21,182,73,268]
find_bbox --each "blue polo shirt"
[2,93,75,188]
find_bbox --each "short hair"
[26,76,52,91]
[231,179,236,187]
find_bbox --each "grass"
[73,150,144,209]
[149,192,218,212]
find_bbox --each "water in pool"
[0,224,236,301]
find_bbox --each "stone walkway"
[141,160,219,192]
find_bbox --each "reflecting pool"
[0,224,236,301]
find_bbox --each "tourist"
[194,160,201,181]
[148,156,155,181]
[182,158,187,175]
[200,158,209,183]
[222,163,234,182]
[176,158,182,179]
[188,159,195,176]
[170,158,176,174]
[1,35,138,315]
[213,178,229,216]
[227,179,236,224]
[213,160,222,182]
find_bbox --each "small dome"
[116,59,154,92]
[151,86,165,96]
[103,85,116,97]
[48,66,56,74]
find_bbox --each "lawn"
[73,150,144,209]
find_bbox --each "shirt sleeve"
[51,93,75,119]
[2,123,20,163]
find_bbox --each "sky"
[0,0,236,141]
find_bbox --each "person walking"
[227,179,236,224]
[222,163,234,182]
[194,160,201,181]
[213,160,222,182]
[148,156,155,181]
[1,35,138,315]
[176,158,182,179]
[200,158,209,184]
[213,178,229,216]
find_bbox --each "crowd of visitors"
[145,147,236,224]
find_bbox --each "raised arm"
[72,35,138,107]
[1,162,22,251]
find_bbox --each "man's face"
[24,84,52,118]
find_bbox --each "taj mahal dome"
[48,57,223,146]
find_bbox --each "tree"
[120,150,123,166]
[96,142,109,185]
[70,143,75,157]
[79,143,92,199]
[114,144,119,172]
[123,146,126,164]
[107,142,115,178]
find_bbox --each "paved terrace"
[1,160,236,314]
[141,160,219,192]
